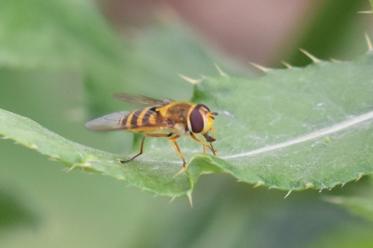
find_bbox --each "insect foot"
[173,162,188,178]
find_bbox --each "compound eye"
[190,107,204,133]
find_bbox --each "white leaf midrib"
[223,110,373,160]
[140,110,373,164]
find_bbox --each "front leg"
[203,133,217,155]
[190,133,217,155]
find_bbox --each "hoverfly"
[85,93,218,172]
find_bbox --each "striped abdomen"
[85,102,193,133]
[122,107,160,130]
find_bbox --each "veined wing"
[85,106,181,136]
[85,111,128,131]
[113,92,172,106]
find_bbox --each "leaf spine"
[365,33,373,52]
[249,62,272,73]
[214,63,228,77]
[178,74,203,85]
[186,191,193,207]
[299,49,321,63]
[281,60,293,69]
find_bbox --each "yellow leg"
[170,138,188,176]
[209,142,217,155]
[190,133,216,155]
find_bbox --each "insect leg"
[169,138,186,168]
[190,132,216,155]
[209,142,217,155]
[169,137,189,177]
[170,139,186,168]
[203,133,217,155]
[189,132,207,153]
[120,136,146,163]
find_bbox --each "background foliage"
[1,0,373,247]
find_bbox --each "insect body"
[85,93,218,172]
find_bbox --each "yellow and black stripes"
[142,107,157,126]
[122,107,160,129]
[131,110,143,128]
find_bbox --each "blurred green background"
[1,0,373,247]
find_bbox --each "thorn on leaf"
[305,182,314,189]
[254,180,264,188]
[249,62,272,73]
[214,63,228,77]
[365,33,373,52]
[281,60,293,69]
[284,190,292,199]
[356,173,364,181]
[169,196,177,203]
[64,164,78,173]
[178,74,203,85]
[358,10,373,14]
[186,191,193,208]
[299,49,321,63]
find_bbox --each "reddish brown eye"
[190,106,204,133]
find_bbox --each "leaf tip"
[26,143,39,150]
[365,33,373,52]
[169,196,177,203]
[186,191,193,207]
[299,48,321,63]
[305,182,314,189]
[249,62,272,73]
[358,10,373,14]
[214,63,228,77]
[78,160,93,169]
[48,154,61,162]
[281,60,293,69]
[178,74,203,85]
[254,180,265,188]
[64,164,78,173]
[355,172,364,181]
[284,190,292,199]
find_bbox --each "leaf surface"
[1,52,373,196]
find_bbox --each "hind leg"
[120,136,146,163]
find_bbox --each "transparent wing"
[85,111,128,131]
[113,92,171,106]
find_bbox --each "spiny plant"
[1,0,373,204]
[1,37,373,202]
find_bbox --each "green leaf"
[185,53,373,192]
[1,53,373,197]
[0,0,123,69]
[0,108,190,197]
